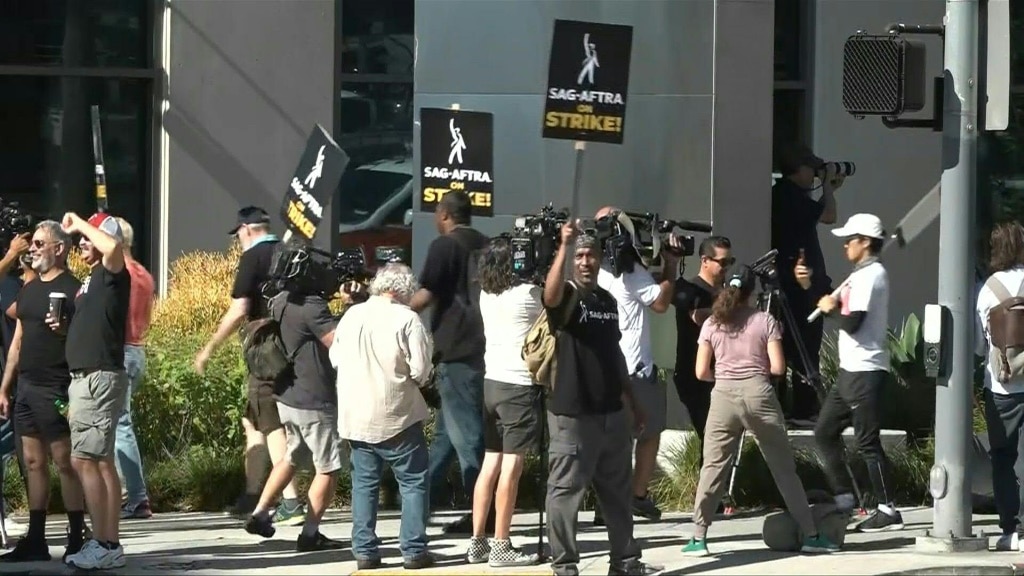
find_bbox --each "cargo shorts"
[68,369,129,460]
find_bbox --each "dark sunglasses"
[705,256,736,267]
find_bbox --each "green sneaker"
[801,533,840,553]
[273,499,306,526]
[681,537,710,557]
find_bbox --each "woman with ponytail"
[681,266,839,557]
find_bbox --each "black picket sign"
[419,108,495,217]
[542,19,634,145]
[280,125,349,242]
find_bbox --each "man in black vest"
[409,191,488,533]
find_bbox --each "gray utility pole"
[929,0,979,544]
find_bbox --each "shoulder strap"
[269,294,297,362]
[987,276,1013,302]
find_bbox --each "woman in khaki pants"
[680,266,838,557]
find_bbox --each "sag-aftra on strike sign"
[542,19,634,145]
[419,107,495,217]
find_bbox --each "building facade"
[2,0,1022,425]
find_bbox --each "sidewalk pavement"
[2,506,1023,575]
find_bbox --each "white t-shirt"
[597,266,663,377]
[975,267,1024,395]
[480,283,543,386]
[837,261,890,372]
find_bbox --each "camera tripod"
[719,273,868,517]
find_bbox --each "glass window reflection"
[0,76,151,265]
[0,0,151,68]
[774,0,804,82]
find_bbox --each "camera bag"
[241,292,293,381]
[522,282,578,390]
[986,276,1024,384]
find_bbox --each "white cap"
[831,213,885,240]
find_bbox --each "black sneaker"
[0,538,51,563]
[357,557,383,570]
[404,552,436,570]
[244,513,276,538]
[443,512,493,535]
[296,532,344,552]
[632,495,662,521]
[608,559,664,575]
[855,509,904,533]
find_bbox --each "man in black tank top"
[0,221,87,563]
[540,222,661,576]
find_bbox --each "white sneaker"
[996,532,1020,552]
[2,517,27,537]
[100,545,126,569]
[66,539,103,568]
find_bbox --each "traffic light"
[842,34,927,116]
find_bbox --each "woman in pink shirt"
[680,266,838,556]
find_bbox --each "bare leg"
[20,436,50,511]
[242,418,269,495]
[98,458,122,542]
[49,438,85,512]
[266,427,299,500]
[472,452,502,537]
[305,472,338,530]
[255,461,296,512]
[72,458,110,543]
[494,453,525,540]
[632,435,660,498]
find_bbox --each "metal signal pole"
[923,0,983,549]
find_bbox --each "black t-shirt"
[66,264,130,372]
[548,284,626,416]
[231,238,280,321]
[275,293,337,411]
[17,272,80,385]
[419,227,489,364]
[673,276,716,383]
[771,178,831,300]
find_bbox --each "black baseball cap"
[228,206,271,235]
[776,142,825,176]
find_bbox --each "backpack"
[241,293,293,381]
[522,283,578,390]
[985,276,1024,384]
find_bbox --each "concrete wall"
[411,0,775,430]
[811,0,947,324]
[164,0,337,266]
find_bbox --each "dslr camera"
[267,242,370,298]
[0,199,36,241]
[819,161,856,180]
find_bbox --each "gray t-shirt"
[698,308,782,380]
[275,293,338,410]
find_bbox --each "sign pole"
[570,141,586,217]
[920,0,984,551]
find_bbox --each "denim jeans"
[350,423,430,560]
[984,389,1024,535]
[115,345,148,504]
[426,361,484,506]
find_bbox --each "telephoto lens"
[826,161,856,177]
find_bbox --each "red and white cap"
[87,213,123,242]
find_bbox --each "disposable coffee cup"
[49,292,67,323]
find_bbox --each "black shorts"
[483,380,541,454]
[246,375,283,434]
[15,382,71,442]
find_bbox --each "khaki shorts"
[277,403,344,474]
[68,370,129,460]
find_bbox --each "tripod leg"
[537,392,547,559]
[723,432,745,515]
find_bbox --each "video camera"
[748,248,781,287]
[595,211,712,277]
[509,204,572,285]
[267,242,371,298]
[0,199,36,242]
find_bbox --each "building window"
[772,0,811,174]
[336,0,415,258]
[0,0,156,266]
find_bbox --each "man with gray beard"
[0,221,87,563]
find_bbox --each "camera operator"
[592,207,677,522]
[408,191,489,534]
[194,207,303,523]
[243,285,345,553]
[812,214,903,533]
[771,142,846,425]
[0,236,30,539]
[465,236,542,567]
[673,236,733,456]
[542,221,660,576]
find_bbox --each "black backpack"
[241,293,293,381]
